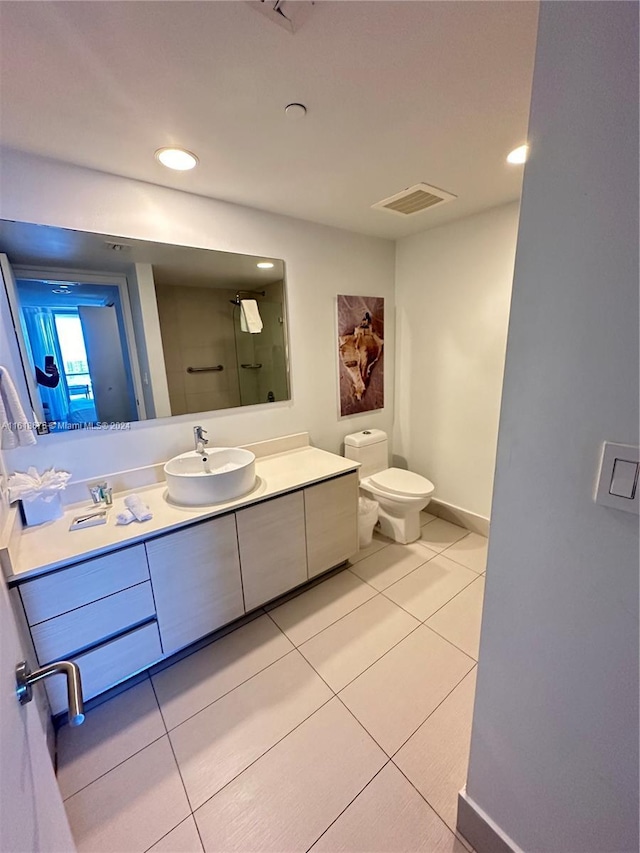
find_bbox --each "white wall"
[394,202,518,519]
[0,151,395,481]
[466,3,639,852]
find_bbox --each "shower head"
[230,290,266,306]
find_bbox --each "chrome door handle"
[16,660,85,726]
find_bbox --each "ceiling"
[0,1,539,240]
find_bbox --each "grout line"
[142,815,200,853]
[62,731,168,803]
[389,664,477,760]
[303,760,392,852]
[149,677,200,822]
[348,548,437,594]
[289,592,404,650]
[379,565,480,627]
[268,581,378,647]
[297,611,423,696]
[159,647,299,733]
[189,694,337,816]
[392,760,469,847]
[421,621,478,664]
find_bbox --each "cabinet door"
[146,515,244,655]
[236,492,307,611]
[305,473,359,578]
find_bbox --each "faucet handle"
[193,425,209,446]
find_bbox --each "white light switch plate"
[594,442,639,514]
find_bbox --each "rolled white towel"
[116,509,136,525]
[124,494,153,522]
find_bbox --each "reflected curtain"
[21,307,70,424]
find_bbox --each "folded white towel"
[116,509,136,525]
[124,494,153,522]
[240,299,263,334]
[0,366,37,449]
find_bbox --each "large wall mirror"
[0,220,290,434]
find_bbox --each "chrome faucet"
[193,425,209,454]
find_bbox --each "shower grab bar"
[186,365,224,373]
[16,659,85,726]
[240,363,263,370]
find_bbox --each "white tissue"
[116,509,136,525]
[124,494,153,522]
[8,467,71,503]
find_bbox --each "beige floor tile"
[269,569,377,646]
[349,542,437,591]
[57,678,165,800]
[395,668,477,832]
[148,817,204,852]
[170,650,332,809]
[299,595,420,691]
[418,518,469,553]
[310,763,467,852]
[442,533,488,574]
[426,577,485,660]
[420,510,438,526]
[152,614,293,730]
[194,699,386,852]
[64,737,190,853]
[384,554,478,622]
[348,533,391,565]
[339,626,475,755]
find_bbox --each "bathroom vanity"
[3,436,359,715]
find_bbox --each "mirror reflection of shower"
[231,287,288,406]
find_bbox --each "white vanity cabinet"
[236,491,307,610]
[304,473,359,578]
[145,514,245,655]
[11,465,359,716]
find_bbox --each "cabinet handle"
[16,659,85,726]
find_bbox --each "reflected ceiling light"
[52,288,72,294]
[257,262,274,269]
[507,144,529,164]
[155,147,199,171]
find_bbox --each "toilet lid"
[368,467,435,498]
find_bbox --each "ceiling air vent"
[372,183,457,216]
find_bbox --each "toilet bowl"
[344,430,435,545]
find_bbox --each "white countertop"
[6,446,359,582]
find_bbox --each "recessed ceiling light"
[155,147,199,171]
[284,103,307,120]
[507,144,529,165]
[257,262,274,269]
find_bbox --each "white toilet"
[344,429,435,545]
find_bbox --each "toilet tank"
[344,429,389,478]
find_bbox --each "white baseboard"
[429,498,490,537]
[457,788,524,853]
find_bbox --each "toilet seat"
[366,467,435,499]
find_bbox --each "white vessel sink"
[164,447,256,506]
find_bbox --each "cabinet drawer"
[19,544,149,625]
[46,621,162,716]
[31,581,156,665]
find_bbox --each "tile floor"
[56,512,487,852]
